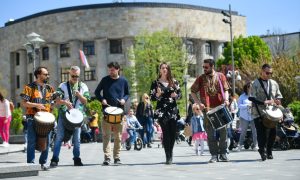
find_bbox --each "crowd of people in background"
[0,59,289,170]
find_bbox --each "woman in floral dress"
[150,62,181,165]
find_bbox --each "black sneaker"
[114,158,122,165]
[74,157,83,166]
[147,144,152,148]
[50,161,58,168]
[267,154,273,159]
[219,154,230,162]
[103,158,110,166]
[41,164,50,171]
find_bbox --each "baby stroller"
[176,118,186,144]
[228,127,254,150]
[274,108,300,150]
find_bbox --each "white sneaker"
[237,145,242,152]
[2,142,9,147]
[252,146,258,151]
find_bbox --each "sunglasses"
[71,75,80,78]
[202,66,210,69]
[265,72,273,75]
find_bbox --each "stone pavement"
[1,142,300,180]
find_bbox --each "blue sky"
[0,0,299,36]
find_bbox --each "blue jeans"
[52,113,81,161]
[127,129,137,145]
[145,117,154,143]
[27,118,50,165]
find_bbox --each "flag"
[79,50,90,69]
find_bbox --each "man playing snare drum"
[20,66,55,170]
[95,62,129,166]
[50,66,90,167]
[249,64,283,161]
[190,59,230,163]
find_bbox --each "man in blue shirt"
[95,62,129,165]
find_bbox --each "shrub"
[10,107,23,134]
[288,101,300,125]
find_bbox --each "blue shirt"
[126,115,142,129]
[191,115,205,134]
[238,93,253,121]
[94,75,129,110]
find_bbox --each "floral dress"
[150,79,182,124]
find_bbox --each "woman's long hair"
[0,92,4,102]
[158,62,174,87]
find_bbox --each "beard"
[204,69,213,75]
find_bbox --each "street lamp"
[24,32,45,74]
[183,74,190,117]
[222,5,235,95]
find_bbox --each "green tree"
[219,35,272,68]
[123,30,187,115]
[240,55,300,107]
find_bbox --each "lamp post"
[222,5,235,95]
[24,32,45,73]
[183,74,190,116]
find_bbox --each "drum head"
[34,112,55,123]
[65,109,84,123]
[266,106,283,120]
[105,106,123,115]
[207,104,224,115]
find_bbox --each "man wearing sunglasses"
[190,59,230,163]
[50,66,90,167]
[249,64,283,161]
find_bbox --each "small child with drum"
[190,104,207,156]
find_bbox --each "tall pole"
[229,4,235,96]
[33,48,36,73]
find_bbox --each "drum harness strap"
[66,81,81,108]
[64,81,81,140]
[253,79,272,123]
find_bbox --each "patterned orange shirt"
[20,82,55,115]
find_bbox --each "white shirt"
[0,99,11,118]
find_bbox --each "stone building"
[261,32,300,60]
[0,2,246,106]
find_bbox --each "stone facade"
[0,3,246,105]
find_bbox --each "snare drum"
[34,112,55,151]
[206,105,233,130]
[63,109,84,141]
[104,106,124,124]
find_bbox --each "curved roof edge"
[5,2,239,26]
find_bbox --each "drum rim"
[34,112,56,123]
[207,104,225,114]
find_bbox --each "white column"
[213,41,224,61]
[194,39,206,76]
[48,43,59,88]
[95,38,108,80]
